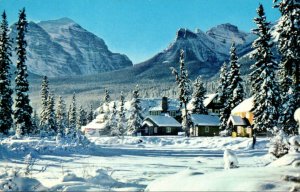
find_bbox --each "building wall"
[141,125,179,136]
[193,126,219,136]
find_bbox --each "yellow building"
[229,97,254,137]
[231,97,254,125]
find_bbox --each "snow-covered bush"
[289,136,300,153]
[223,149,239,169]
[269,129,289,158]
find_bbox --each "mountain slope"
[10,18,132,77]
[133,24,255,80]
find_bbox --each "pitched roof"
[191,114,220,126]
[231,97,254,113]
[227,115,248,126]
[144,115,181,127]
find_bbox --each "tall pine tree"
[39,76,49,129]
[14,8,33,135]
[227,43,244,110]
[45,93,57,135]
[274,0,299,133]
[218,62,230,130]
[190,76,207,114]
[87,105,94,123]
[109,102,119,136]
[76,105,87,130]
[171,49,192,137]
[0,11,13,135]
[251,4,280,133]
[117,92,126,136]
[56,96,67,135]
[127,85,143,136]
[68,93,77,137]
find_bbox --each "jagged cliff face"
[133,23,255,80]
[10,18,132,77]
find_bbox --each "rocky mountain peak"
[176,28,198,40]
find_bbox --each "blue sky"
[0,0,280,64]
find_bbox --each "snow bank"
[145,165,296,191]
[268,153,300,167]
[90,136,269,150]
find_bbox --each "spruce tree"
[103,89,110,122]
[68,93,77,137]
[45,93,57,135]
[39,76,49,129]
[227,43,244,110]
[14,8,33,135]
[274,0,300,133]
[109,102,119,136]
[251,4,280,133]
[171,49,192,137]
[117,92,126,136]
[218,62,230,130]
[56,96,67,135]
[31,110,39,135]
[0,11,13,135]
[190,76,208,114]
[87,105,94,123]
[127,85,143,136]
[76,106,87,130]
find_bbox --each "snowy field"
[0,136,299,191]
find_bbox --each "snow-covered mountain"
[10,18,133,77]
[133,23,255,80]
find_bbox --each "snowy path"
[0,136,270,191]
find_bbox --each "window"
[145,128,148,133]
[205,126,210,133]
[166,127,172,133]
[154,127,158,133]
[170,111,176,117]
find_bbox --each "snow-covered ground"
[0,136,299,191]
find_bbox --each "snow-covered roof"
[149,105,179,112]
[187,93,217,111]
[231,97,254,113]
[203,93,218,107]
[82,121,106,130]
[191,114,220,126]
[144,115,181,127]
[227,115,248,126]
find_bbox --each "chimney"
[162,97,168,112]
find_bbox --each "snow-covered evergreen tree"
[117,92,126,136]
[45,93,57,136]
[127,85,143,136]
[171,49,192,137]
[87,105,94,123]
[31,110,39,135]
[218,62,230,130]
[0,11,13,135]
[109,102,119,136]
[56,96,67,135]
[190,76,207,114]
[76,106,87,130]
[251,4,280,133]
[68,93,77,138]
[274,0,300,133]
[103,89,110,122]
[14,8,33,135]
[227,43,244,111]
[39,76,49,130]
